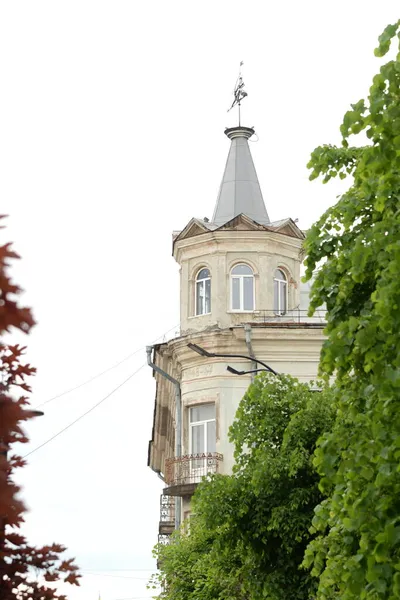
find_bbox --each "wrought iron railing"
[165,452,223,488]
[159,494,175,534]
[251,308,327,324]
[157,534,171,546]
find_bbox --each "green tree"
[302,21,400,600]
[152,374,334,600]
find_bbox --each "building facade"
[147,124,325,542]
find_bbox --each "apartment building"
[147,123,325,543]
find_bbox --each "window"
[195,268,211,315]
[189,404,216,471]
[189,404,216,455]
[231,264,254,311]
[274,268,287,315]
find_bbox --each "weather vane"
[228,61,247,126]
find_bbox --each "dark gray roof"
[212,126,270,227]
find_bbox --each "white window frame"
[189,405,216,456]
[195,268,211,316]
[230,264,255,312]
[274,268,288,315]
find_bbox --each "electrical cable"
[24,363,146,458]
[34,323,179,409]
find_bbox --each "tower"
[147,82,325,540]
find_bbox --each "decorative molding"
[184,364,214,379]
[183,393,219,407]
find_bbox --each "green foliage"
[307,145,364,184]
[303,20,400,600]
[152,374,334,600]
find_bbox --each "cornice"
[154,325,325,372]
[173,230,303,263]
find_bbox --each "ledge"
[163,482,198,498]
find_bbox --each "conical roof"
[212,126,270,226]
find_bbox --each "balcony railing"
[251,308,327,324]
[158,533,171,546]
[159,494,175,535]
[164,452,223,497]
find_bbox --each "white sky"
[1,2,399,599]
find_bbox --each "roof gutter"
[244,324,256,382]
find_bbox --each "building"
[147,120,325,543]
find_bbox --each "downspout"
[244,324,256,382]
[146,346,182,530]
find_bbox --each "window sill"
[227,310,256,314]
[188,313,212,319]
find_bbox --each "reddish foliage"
[0,217,80,599]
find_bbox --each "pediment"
[215,213,269,232]
[173,218,213,244]
[268,218,305,240]
[173,215,305,249]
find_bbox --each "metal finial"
[227,61,248,126]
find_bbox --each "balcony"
[156,533,172,569]
[159,494,175,535]
[164,452,223,497]
[251,308,326,325]
[158,533,172,546]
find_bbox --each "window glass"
[205,278,211,313]
[243,276,254,310]
[274,279,279,312]
[275,268,286,281]
[231,264,254,310]
[190,404,215,423]
[232,264,252,275]
[195,269,211,315]
[190,405,216,461]
[196,281,204,315]
[232,277,241,310]
[191,424,204,454]
[281,282,287,312]
[274,269,287,314]
[207,420,216,453]
[197,268,210,280]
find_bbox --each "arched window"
[274,269,287,315]
[231,264,254,311]
[195,268,211,315]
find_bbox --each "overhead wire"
[24,363,146,458]
[34,323,179,409]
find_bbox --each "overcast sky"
[1,2,399,599]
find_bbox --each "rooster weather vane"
[227,61,247,126]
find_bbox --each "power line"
[34,323,179,409]
[24,363,146,458]
[34,352,141,409]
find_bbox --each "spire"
[212,126,270,227]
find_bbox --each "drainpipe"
[244,324,256,382]
[146,346,182,530]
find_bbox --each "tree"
[152,374,334,600]
[302,21,400,600]
[0,218,80,599]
